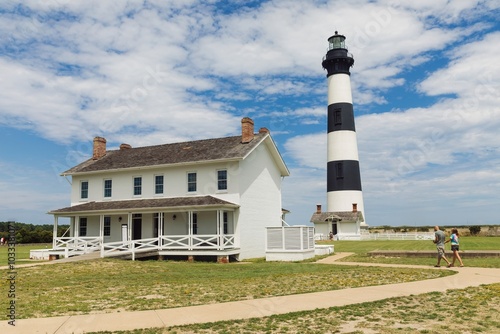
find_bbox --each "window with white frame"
[81,181,88,199]
[155,175,164,195]
[104,216,111,236]
[217,170,227,191]
[104,179,112,198]
[79,217,87,237]
[187,172,197,192]
[133,176,142,196]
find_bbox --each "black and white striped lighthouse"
[321,31,365,223]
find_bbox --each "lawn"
[0,243,51,264]
[90,283,500,334]
[0,258,452,320]
[318,237,500,268]
[1,237,498,326]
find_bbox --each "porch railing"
[101,234,236,259]
[54,236,102,257]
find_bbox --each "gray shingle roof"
[63,133,268,175]
[310,211,364,223]
[49,196,238,214]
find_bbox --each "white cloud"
[0,0,498,226]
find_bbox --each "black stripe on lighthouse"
[327,160,362,191]
[328,102,355,132]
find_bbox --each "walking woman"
[446,228,464,267]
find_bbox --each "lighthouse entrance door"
[332,223,338,235]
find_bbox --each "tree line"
[0,221,69,244]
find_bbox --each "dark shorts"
[451,245,459,252]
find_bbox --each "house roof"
[310,211,364,223]
[62,132,289,176]
[49,196,239,215]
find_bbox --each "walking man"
[433,226,451,267]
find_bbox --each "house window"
[223,211,228,234]
[133,177,142,196]
[217,170,227,191]
[192,213,198,235]
[81,181,88,199]
[104,179,112,198]
[104,216,111,237]
[336,162,344,179]
[79,217,87,237]
[155,175,164,194]
[187,172,197,192]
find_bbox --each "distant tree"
[417,227,429,232]
[469,226,481,236]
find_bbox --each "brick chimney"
[352,203,357,213]
[316,204,322,214]
[259,127,269,134]
[120,143,132,150]
[93,137,107,160]
[241,117,254,143]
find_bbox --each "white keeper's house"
[48,117,289,262]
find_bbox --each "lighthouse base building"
[310,204,365,240]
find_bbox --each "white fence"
[54,237,101,257]
[101,234,236,260]
[266,226,315,261]
[360,232,434,240]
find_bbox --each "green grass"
[88,283,500,334]
[317,237,500,268]
[0,258,453,320]
[0,243,51,264]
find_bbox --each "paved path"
[3,253,500,334]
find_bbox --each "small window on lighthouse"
[336,162,344,179]
[334,109,342,125]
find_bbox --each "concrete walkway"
[3,253,500,334]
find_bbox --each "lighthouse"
[321,31,366,226]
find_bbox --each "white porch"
[50,206,239,260]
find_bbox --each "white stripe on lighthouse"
[327,131,360,161]
[327,73,352,104]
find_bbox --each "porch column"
[52,216,58,249]
[127,213,132,242]
[74,215,80,238]
[158,212,163,247]
[188,211,192,250]
[217,210,223,250]
[99,215,104,241]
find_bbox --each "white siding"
[70,161,241,205]
[237,143,283,260]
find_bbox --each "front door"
[332,223,338,235]
[132,214,142,240]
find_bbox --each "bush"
[469,226,481,236]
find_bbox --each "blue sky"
[1,0,499,227]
